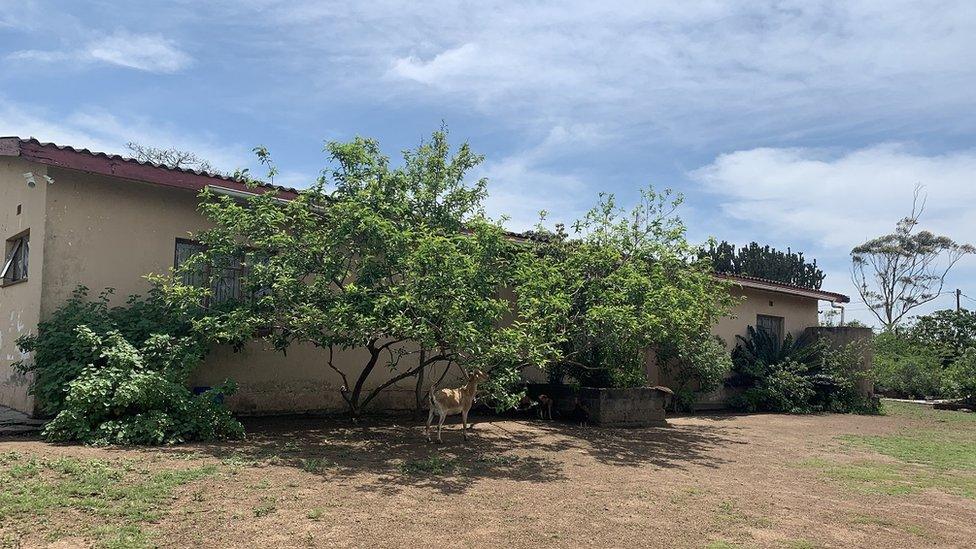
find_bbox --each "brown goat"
[426,369,489,443]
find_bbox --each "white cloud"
[0,97,247,173]
[691,144,976,250]
[7,31,192,73]
[245,1,976,144]
[691,143,976,325]
[476,124,610,231]
[87,31,192,73]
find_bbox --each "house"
[0,137,851,416]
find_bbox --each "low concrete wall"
[579,387,668,427]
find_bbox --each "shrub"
[734,360,815,414]
[15,286,242,445]
[872,330,946,398]
[660,335,733,411]
[810,343,880,414]
[728,328,876,414]
[528,188,736,391]
[944,349,976,402]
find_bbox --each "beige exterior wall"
[667,285,819,408]
[713,286,820,351]
[0,158,49,413]
[0,159,822,415]
[35,166,452,415]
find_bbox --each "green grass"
[840,433,976,470]
[801,403,976,499]
[300,457,333,473]
[882,401,976,424]
[0,453,216,548]
[713,499,773,529]
[848,513,930,537]
[306,507,326,521]
[253,496,277,517]
[398,455,459,476]
[800,457,976,498]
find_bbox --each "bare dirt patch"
[2,403,975,548]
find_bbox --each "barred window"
[756,314,784,342]
[174,239,247,304]
[2,231,29,285]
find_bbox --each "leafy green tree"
[659,336,733,411]
[871,309,976,399]
[910,309,976,364]
[159,130,555,416]
[524,188,735,389]
[944,349,976,402]
[851,187,975,330]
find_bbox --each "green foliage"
[525,188,736,389]
[0,453,216,547]
[872,309,976,399]
[944,349,976,401]
[728,328,876,414]
[15,287,197,415]
[910,310,976,364]
[872,329,946,398]
[733,359,815,414]
[812,342,880,414]
[158,128,556,415]
[15,286,242,445]
[702,240,825,289]
[729,326,819,387]
[660,336,733,411]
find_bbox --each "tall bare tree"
[851,185,975,330]
[125,142,217,173]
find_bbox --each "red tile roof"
[0,137,300,199]
[715,272,849,303]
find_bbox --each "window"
[174,239,251,304]
[2,231,29,285]
[756,314,784,342]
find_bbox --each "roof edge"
[6,138,850,304]
[0,137,21,157]
[9,137,300,199]
[716,272,850,303]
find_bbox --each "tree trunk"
[413,349,427,420]
[347,342,383,418]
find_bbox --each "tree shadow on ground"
[143,413,740,495]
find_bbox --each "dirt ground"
[2,403,976,549]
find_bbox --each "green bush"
[660,335,733,412]
[944,349,976,401]
[870,310,976,400]
[728,327,876,414]
[872,330,946,398]
[810,343,880,414]
[15,287,243,445]
[735,360,815,414]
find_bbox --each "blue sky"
[2,1,976,325]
